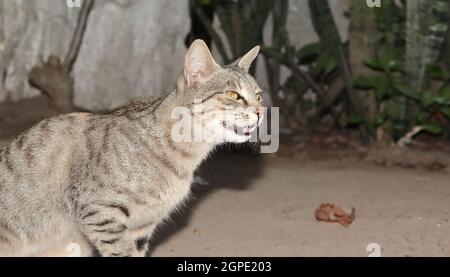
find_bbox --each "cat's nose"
[255,106,264,117]
[255,107,264,125]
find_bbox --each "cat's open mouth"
[222,121,256,137]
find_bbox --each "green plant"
[353,50,450,140]
[189,0,450,143]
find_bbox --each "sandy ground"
[147,153,450,257]
[1,97,449,257]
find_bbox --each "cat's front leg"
[76,203,146,257]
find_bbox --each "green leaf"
[421,124,443,135]
[392,80,421,101]
[308,0,353,92]
[364,58,385,72]
[197,0,213,6]
[353,75,376,89]
[384,98,406,123]
[429,87,450,106]
[365,48,401,73]
[374,114,387,126]
[441,107,450,119]
[439,86,450,103]
[426,63,447,80]
[421,92,437,108]
[374,75,390,100]
[352,74,391,100]
[314,51,337,76]
[416,111,430,124]
[297,42,321,62]
[346,115,365,125]
[385,47,402,63]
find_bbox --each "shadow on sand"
[148,147,266,256]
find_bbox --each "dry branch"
[190,1,231,64]
[28,0,94,112]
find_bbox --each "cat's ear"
[184,39,221,87]
[233,45,260,72]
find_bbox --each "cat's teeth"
[222,122,253,137]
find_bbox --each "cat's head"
[179,39,264,144]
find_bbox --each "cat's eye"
[226,91,240,101]
[256,94,263,102]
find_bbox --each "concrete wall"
[0,0,348,110]
[0,0,189,110]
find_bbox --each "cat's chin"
[217,121,257,143]
[225,133,253,143]
[202,120,258,144]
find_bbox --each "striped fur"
[0,40,263,257]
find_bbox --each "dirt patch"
[150,153,450,257]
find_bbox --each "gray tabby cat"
[0,40,264,257]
